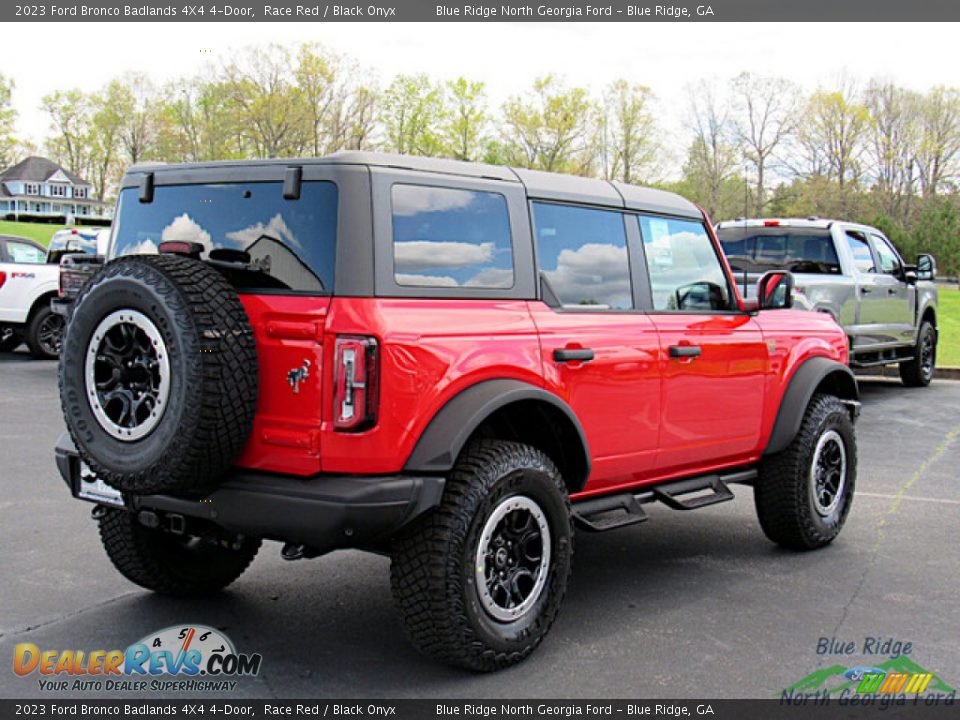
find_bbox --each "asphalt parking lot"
[1,350,958,699]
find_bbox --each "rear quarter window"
[390,184,514,289]
[112,181,338,293]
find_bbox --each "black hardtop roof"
[127,151,702,219]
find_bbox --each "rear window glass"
[718,228,841,275]
[391,184,514,289]
[112,181,338,293]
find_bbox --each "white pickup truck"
[0,228,109,358]
[0,234,62,358]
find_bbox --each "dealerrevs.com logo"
[13,624,262,693]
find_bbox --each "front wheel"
[755,394,856,551]
[899,320,936,387]
[390,440,573,671]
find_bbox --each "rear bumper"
[50,297,73,317]
[54,434,445,555]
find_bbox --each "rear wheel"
[98,508,260,596]
[26,305,64,359]
[755,394,856,550]
[899,320,936,387]
[391,440,573,671]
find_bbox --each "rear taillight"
[0,271,6,289]
[333,335,379,432]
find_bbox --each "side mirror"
[917,254,936,282]
[756,271,794,310]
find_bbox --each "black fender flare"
[764,357,859,456]
[404,379,591,485]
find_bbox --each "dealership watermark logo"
[13,624,262,693]
[780,636,955,707]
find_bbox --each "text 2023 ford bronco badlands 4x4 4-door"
[55,152,860,670]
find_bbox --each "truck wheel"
[0,328,22,352]
[391,440,573,671]
[899,320,936,387]
[59,254,258,496]
[755,393,856,551]
[98,508,260,596]
[26,305,65,359]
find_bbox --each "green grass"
[936,286,960,368]
[0,220,107,247]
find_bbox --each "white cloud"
[225,213,302,251]
[465,267,514,288]
[160,214,212,252]
[395,273,459,287]
[119,238,158,256]
[394,240,494,271]
[392,186,477,217]
[545,242,631,308]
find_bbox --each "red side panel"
[320,298,543,475]
[234,294,331,476]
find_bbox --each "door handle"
[669,345,702,359]
[860,286,873,294]
[553,347,595,363]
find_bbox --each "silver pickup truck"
[716,218,938,386]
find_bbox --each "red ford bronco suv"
[55,152,860,671]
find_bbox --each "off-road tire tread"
[899,320,936,387]
[60,254,258,495]
[98,508,260,596]
[390,439,572,672]
[755,393,856,551]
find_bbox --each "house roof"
[0,156,91,186]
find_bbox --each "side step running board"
[572,468,757,532]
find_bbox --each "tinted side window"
[532,202,632,310]
[845,231,876,274]
[5,241,46,264]
[640,215,731,311]
[113,181,338,293]
[871,234,902,275]
[391,184,514,289]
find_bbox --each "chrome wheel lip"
[475,494,551,623]
[810,429,847,517]
[84,309,170,442]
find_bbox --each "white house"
[0,156,109,221]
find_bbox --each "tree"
[42,89,92,177]
[380,74,444,156]
[500,75,595,174]
[796,86,871,190]
[730,72,800,212]
[600,79,660,184]
[864,80,920,219]
[112,73,161,164]
[0,73,17,168]
[916,86,960,197]
[441,78,488,161]
[87,83,125,200]
[682,80,741,219]
[295,42,340,157]
[221,45,309,158]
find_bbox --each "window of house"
[25,183,39,195]
[532,202,632,310]
[640,215,732,311]
[845,231,876,274]
[50,184,66,197]
[391,184,514,289]
[75,187,87,199]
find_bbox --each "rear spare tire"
[59,254,258,495]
